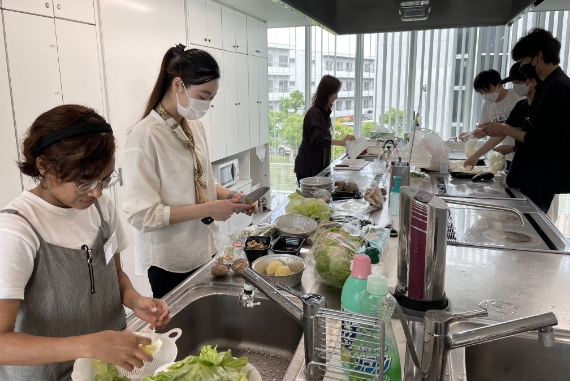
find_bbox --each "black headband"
[35,122,113,154]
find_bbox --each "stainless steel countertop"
[126,154,570,380]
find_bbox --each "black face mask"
[519,56,538,79]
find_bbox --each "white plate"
[154,362,262,381]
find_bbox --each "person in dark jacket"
[482,28,570,213]
[294,75,355,183]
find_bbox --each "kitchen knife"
[201,187,270,225]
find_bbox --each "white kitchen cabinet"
[256,20,268,59]
[234,12,247,55]
[0,14,23,207]
[55,19,104,114]
[223,51,239,156]
[206,48,226,161]
[258,57,269,145]
[205,0,222,50]
[236,54,250,152]
[1,0,54,17]
[246,15,258,56]
[248,55,260,147]
[187,0,208,47]
[221,6,236,52]
[3,10,63,142]
[53,0,95,24]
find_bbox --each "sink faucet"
[240,268,326,368]
[421,308,558,381]
[439,197,526,226]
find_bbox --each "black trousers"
[522,190,555,214]
[148,266,199,299]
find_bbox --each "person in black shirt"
[482,28,570,213]
[294,75,355,183]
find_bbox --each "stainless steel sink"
[128,283,304,380]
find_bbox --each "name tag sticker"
[104,231,118,265]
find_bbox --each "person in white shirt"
[0,105,170,380]
[461,69,525,169]
[123,44,255,299]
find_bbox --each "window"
[290,58,295,64]
[345,100,352,110]
[346,81,353,91]
[311,81,315,86]
[363,81,370,91]
[268,80,273,92]
[326,60,332,70]
[363,98,369,108]
[279,55,288,67]
[268,105,274,111]
[364,63,370,72]
[290,81,295,87]
[337,61,343,71]
[268,54,273,66]
[346,62,353,72]
[278,80,286,92]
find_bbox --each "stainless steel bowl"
[251,254,306,287]
[275,214,318,238]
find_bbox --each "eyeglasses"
[72,171,120,195]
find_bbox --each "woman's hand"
[341,134,356,147]
[87,330,153,372]
[231,192,258,216]
[463,155,479,169]
[132,297,171,329]
[209,200,253,221]
[481,122,506,137]
[492,145,514,155]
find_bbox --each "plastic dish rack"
[397,150,433,169]
[307,308,385,381]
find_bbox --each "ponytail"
[142,44,221,119]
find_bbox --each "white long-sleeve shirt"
[122,111,218,274]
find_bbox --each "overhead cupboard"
[186,0,269,162]
[0,0,103,205]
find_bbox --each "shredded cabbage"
[285,190,332,220]
[142,345,248,381]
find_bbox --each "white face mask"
[481,87,499,103]
[512,82,530,97]
[176,83,211,120]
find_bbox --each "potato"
[231,259,249,274]
[266,260,285,275]
[275,265,292,276]
[217,257,231,270]
[211,264,229,277]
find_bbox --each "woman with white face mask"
[123,44,255,298]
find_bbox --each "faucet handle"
[276,282,326,314]
[424,308,488,336]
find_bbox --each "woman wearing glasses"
[0,105,170,380]
[122,44,255,299]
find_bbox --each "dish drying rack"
[396,150,433,169]
[307,308,385,381]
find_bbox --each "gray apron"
[0,201,126,381]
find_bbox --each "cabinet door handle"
[45,2,50,8]
[209,39,211,42]
[204,38,207,42]
[57,4,61,9]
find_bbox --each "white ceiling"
[216,0,313,27]
[531,0,570,12]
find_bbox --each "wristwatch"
[227,191,236,200]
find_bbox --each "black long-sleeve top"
[294,106,333,177]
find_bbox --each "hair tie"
[173,43,186,57]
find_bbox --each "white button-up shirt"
[123,110,218,274]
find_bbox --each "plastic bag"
[410,129,449,171]
[309,227,362,288]
[409,171,430,189]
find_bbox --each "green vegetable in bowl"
[285,190,332,220]
[142,345,248,381]
[410,171,428,179]
[92,360,129,381]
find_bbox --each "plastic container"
[340,254,372,371]
[364,246,390,278]
[390,176,402,216]
[271,236,305,256]
[357,268,402,381]
[243,236,271,263]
